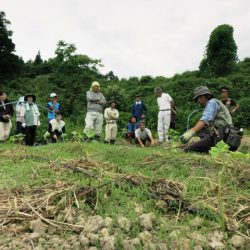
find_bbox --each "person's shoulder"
[145,128,151,132]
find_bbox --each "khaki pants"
[157,110,171,142]
[84,112,103,136]
[105,123,117,142]
[0,121,12,141]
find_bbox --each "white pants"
[157,111,171,142]
[0,121,12,141]
[84,112,103,136]
[105,123,117,141]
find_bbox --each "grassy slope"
[1,141,250,248]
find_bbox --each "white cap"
[50,93,57,98]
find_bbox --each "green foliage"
[0,11,23,80]
[209,141,230,159]
[8,133,25,144]
[199,24,238,77]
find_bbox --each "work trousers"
[16,121,25,134]
[105,123,117,142]
[184,129,217,153]
[84,111,103,136]
[124,132,135,143]
[25,126,37,146]
[157,110,171,142]
[0,121,12,141]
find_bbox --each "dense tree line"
[1,11,249,137]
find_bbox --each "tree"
[34,51,43,65]
[0,11,22,80]
[199,24,238,77]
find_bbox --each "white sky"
[1,0,250,78]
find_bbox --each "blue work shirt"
[126,122,139,133]
[200,99,220,125]
[47,102,61,120]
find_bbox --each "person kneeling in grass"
[47,112,66,143]
[124,116,139,144]
[135,121,154,148]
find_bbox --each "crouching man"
[180,86,233,153]
[104,100,119,144]
[48,112,66,143]
[135,121,154,148]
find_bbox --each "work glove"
[37,121,41,126]
[180,129,195,144]
[22,123,26,128]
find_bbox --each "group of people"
[0,82,241,153]
[0,91,65,145]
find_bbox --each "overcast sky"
[1,0,250,78]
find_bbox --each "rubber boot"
[110,139,115,145]
[104,140,109,144]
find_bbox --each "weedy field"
[0,137,249,250]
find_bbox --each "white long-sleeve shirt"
[104,107,119,123]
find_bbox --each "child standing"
[104,100,119,144]
[21,94,40,146]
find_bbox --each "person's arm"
[111,110,119,119]
[47,103,54,112]
[180,100,218,143]
[137,136,145,148]
[87,91,98,103]
[99,93,106,105]
[230,100,240,114]
[127,123,132,133]
[148,130,154,145]
[104,108,109,120]
[143,103,147,115]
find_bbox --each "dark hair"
[220,86,229,92]
[204,94,213,100]
[0,91,4,96]
[56,111,63,116]
[129,116,137,122]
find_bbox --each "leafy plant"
[8,134,25,144]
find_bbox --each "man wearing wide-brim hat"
[84,81,106,141]
[180,86,233,153]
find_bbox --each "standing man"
[0,91,14,141]
[131,94,147,122]
[220,87,240,115]
[180,86,233,153]
[104,100,119,144]
[154,87,173,143]
[84,81,106,141]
